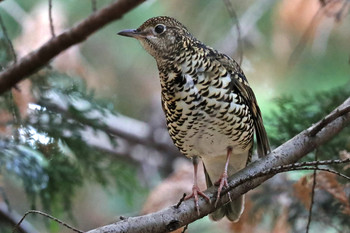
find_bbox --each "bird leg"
[185,156,210,216]
[214,147,232,207]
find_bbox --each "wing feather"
[215,53,270,157]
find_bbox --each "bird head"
[118,16,193,60]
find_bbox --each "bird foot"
[214,172,230,207]
[185,185,210,216]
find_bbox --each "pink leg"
[214,147,232,207]
[185,156,210,215]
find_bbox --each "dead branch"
[86,97,350,233]
[13,210,82,233]
[48,0,56,38]
[306,150,319,233]
[0,0,145,95]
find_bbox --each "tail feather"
[210,195,244,222]
[203,164,244,222]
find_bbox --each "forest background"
[0,0,349,232]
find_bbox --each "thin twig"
[306,150,319,233]
[176,193,187,209]
[181,224,188,233]
[48,0,56,37]
[92,0,97,12]
[0,13,17,63]
[270,157,350,168]
[13,210,83,233]
[281,167,350,181]
[220,158,350,197]
[0,202,38,233]
[222,0,243,65]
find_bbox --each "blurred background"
[0,0,349,232]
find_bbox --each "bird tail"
[210,195,244,222]
[203,163,244,222]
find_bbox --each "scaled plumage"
[118,16,270,222]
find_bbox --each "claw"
[185,185,210,216]
[214,172,229,207]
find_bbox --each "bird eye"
[154,24,166,34]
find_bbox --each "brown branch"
[306,150,319,233]
[0,0,145,95]
[48,0,56,37]
[308,105,350,136]
[86,97,350,233]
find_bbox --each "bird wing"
[215,53,270,157]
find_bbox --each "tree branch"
[0,0,145,95]
[86,97,350,233]
[36,91,180,158]
[32,91,181,175]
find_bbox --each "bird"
[118,16,270,222]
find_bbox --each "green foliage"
[0,67,141,220]
[259,85,350,232]
[0,29,13,67]
[267,85,350,160]
[0,140,49,198]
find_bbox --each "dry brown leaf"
[293,175,313,209]
[293,171,350,215]
[316,171,350,216]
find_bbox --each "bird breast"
[160,53,254,158]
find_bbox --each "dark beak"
[117,29,141,38]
